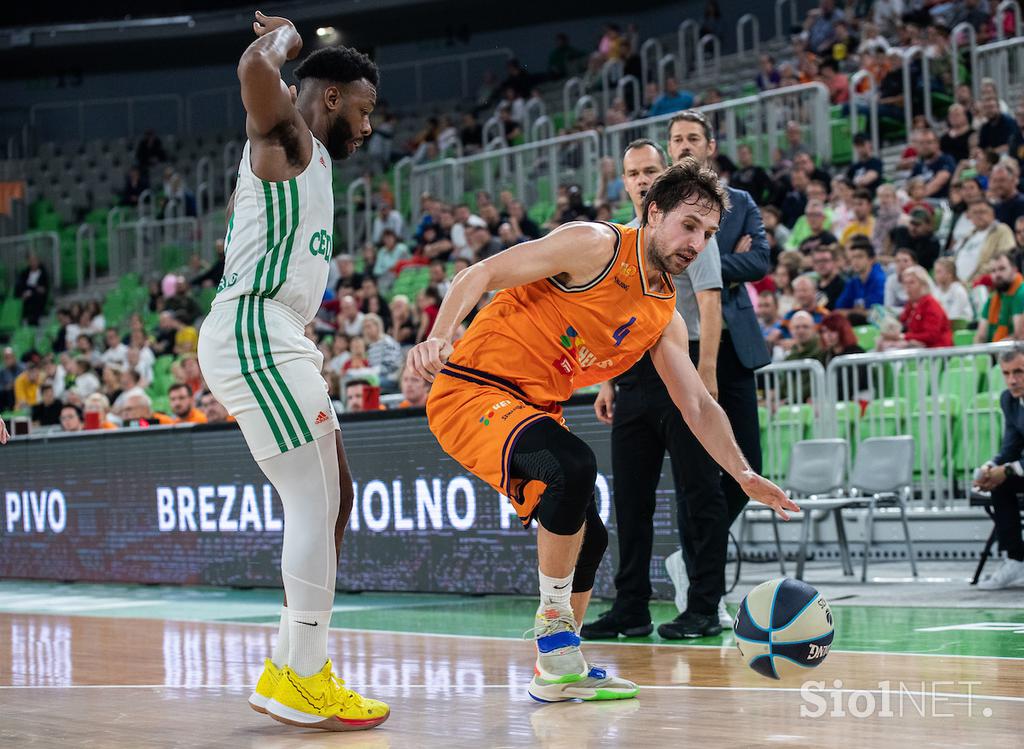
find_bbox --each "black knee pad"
[534,446,598,535]
[573,505,608,593]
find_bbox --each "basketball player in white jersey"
[197,11,389,731]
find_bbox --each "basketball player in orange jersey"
[407,159,799,703]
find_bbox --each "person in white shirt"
[883,247,917,311]
[337,295,365,338]
[932,258,973,323]
[371,204,405,244]
[100,328,129,370]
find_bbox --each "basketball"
[734,578,834,680]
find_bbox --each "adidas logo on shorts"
[314,411,330,425]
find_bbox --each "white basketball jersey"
[212,132,334,324]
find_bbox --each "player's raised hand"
[739,471,800,521]
[407,337,453,382]
[0,416,8,445]
[253,10,303,59]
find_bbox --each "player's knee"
[573,512,608,593]
[536,447,597,535]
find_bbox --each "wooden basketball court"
[2,611,1020,747]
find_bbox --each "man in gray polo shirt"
[581,137,724,640]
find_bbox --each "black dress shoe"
[580,609,654,639]
[657,611,723,640]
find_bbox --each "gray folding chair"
[778,439,854,580]
[847,436,918,582]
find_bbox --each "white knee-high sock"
[271,607,289,668]
[538,568,574,611]
[258,432,341,677]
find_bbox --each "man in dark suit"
[15,254,49,326]
[656,110,771,638]
[972,346,1024,590]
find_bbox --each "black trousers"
[609,331,762,617]
[990,476,1024,561]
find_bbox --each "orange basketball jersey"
[444,222,677,410]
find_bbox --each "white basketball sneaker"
[978,558,1024,590]
[718,600,734,629]
[664,549,688,614]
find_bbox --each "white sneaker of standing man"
[977,557,1024,590]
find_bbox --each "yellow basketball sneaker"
[266,660,390,731]
[248,659,281,714]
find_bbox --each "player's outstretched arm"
[651,312,799,520]
[238,11,304,138]
[406,222,617,381]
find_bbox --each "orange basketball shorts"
[426,362,565,526]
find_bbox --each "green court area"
[0,580,1021,659]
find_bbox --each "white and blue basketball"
[733,578,834,680]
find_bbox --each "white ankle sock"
[288,608,331,677]
[271,607,289,669]
[538,569,574,611]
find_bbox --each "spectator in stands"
[811,244,846,310]
[911,129,956,199]
[991,162,1024,228]
[946,175,988,252]
[817,312,865,367]
[838,189,875,247]
[805,0,843,55]
[731,144,776,206]
[418,219,454,262]
[883,247,918,311]
[781,311,822,400]
[819,59,849,104]
[135,129,167,173]
[60,404,84,433]
[979,94,1021,154]
[100,364,124,405]
[761,206,790,262]
[1016,216,1024,266]
[872,184,902,255]
[70,358,100,400]
[756,54,780,91]
[976,251,1024,342]
[167,382,206,424]
[198,392,231,424]
[120,167,147,208]
[647,77,695,117]
[891,265,953,349]
[362,313,402,391]
[835,238,886,323]
[164,275,201,326]
[774,121,809,173]
[548,32,583,79]
[416,286,442,343]
[389,295,417,346]
[371,203,405,244]
[890,207,941,271]
[597,157,625,207]
[465,216,504,260]
[1006,101,1024,173]
[342,336,371,376]
[73,333,101,369]
[506,199,541,240]
[83,392,118,429]
[773,261,797,316]
[797,200,838,255]
[190,239,226,289]
[395,361,430,409]
[768,275,829,350]
[13,356,42,411]
[359,277,392,329]
[324,334,351,377]
[757,290,782,351]
[556,184,596,224]
[785,180,832,251]
[933,257,973,323]
[344,378,374,413]
[30,383,62,427]
[954,200,1016,283]
[337,295,365,338]
[941,103,974,164]
[120,389,172,427]
[779,168,810,228]
[330,254,363,295]
[15,253,49,326]
[846,133,883,197]
[972,345,1024,589]
[373,228,410,282]
[100,328,128,370]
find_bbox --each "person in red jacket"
[899,264,953,349]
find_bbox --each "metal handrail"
[221,140,241,204]
[481,116,507,152]
[640,38,663,88]
[574,95,598,124]
[997,0,1023,40]
[600,59,624,119]
[28,94,184,140]
[523,97,547,142]
[393,156,413,228]
[678,20,699,79]
[615,75,641,120]
[951,22,979,97]
[775,0,798,41]
[737,14,761,60]
[696,34,721,79]
[562,77,584,127]
[345,176,373,254]
[75,223,96,291]
[658,55,678,94]
[137,189,155,221]
[530,115,555,142]
[849,70,879,154]
[975,36,1024,102]
[0,232,60,293]
[900,45,937,133]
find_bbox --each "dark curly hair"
[641,157,729,226]
[294,46,379,88]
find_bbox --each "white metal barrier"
[615,75,642,119]
[775,0,798,41]
[849,70,879,154]
[696,34,721,80]
[755,358,830,484]
[523,98,547,142]
[976,36,1024,103]
[75,223,96,292]
[108,217,199,278]
[222,140,241,205]
[678,20,699,80]
[345,177,374,255]
[562,77,584,127]
[640,38,663,88]
[997,0,1023,40]
[900,45,939,133]
[951,22,979,98]
[825,342,1016,508]
[0,232,60,293]
[600,60,624,120]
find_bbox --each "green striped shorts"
[198,295,338,461]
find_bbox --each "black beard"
[325,117,356,160]
[995,278,1014,293]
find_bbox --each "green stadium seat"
[940,357,984,400]
[761,404,813,481]
[986,363,1005,393]
[953,329,974,346]
[956,392,1004,472]
[612,204,635,223]
[862,397,907,439]
[197,287,217,315]
[908,394,960,477]
[0,296,23,336]
[10,326,35,358]
[834,401,860,459]
[853,325,878,350]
